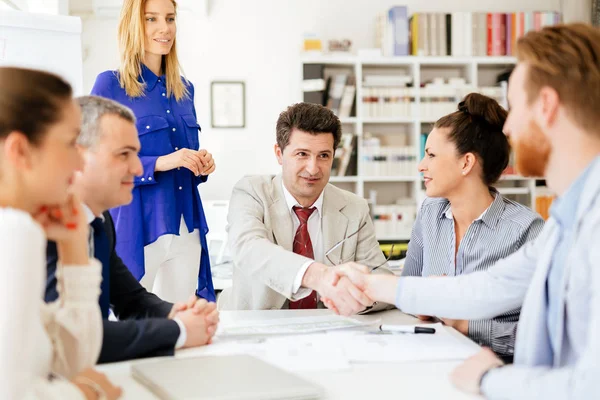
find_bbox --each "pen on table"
[379,325,436,334]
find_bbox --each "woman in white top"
[0,67,121,399]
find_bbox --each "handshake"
[302,262,397,316]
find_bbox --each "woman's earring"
[462,171,467,176]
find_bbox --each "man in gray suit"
[336,23,600,399]
[219,102,389,316]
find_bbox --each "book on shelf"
[332,133,357,176]
[405,11,561,57]
[372,203,416,240]
[326,73,348,115]
[377,6,409,56]
[361,134,417,177]
[338,76,356,118]
[535,191,555,220]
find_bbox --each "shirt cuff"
[135,156,159,186]
[172,317,187,349]
[291,261,314,300]
[468,319,492,348]
[480,365,503,397]
[395,277,406,309]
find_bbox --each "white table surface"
[97,309,482,400]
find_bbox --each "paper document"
[216,315,377,336]
[195,323,477,371]
[190,334,351,372]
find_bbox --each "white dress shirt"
[281,183,325,300]
[0,207,103,399]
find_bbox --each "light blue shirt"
[546,159,596,360]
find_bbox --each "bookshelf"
[302,54,541,241]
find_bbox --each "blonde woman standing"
[91,0,215,303]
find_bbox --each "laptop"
[131,354,324,400]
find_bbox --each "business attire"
[90,65,214,303]
[219,174,390,311]
[0,208,102,399]
[402,192,544,357]
[46,208,187,364]
[395,156,600,399]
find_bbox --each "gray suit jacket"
[219,175,389,311]
[396,157,600,399]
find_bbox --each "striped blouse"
[402,192,544,356]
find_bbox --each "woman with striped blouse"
[405,93,544,360]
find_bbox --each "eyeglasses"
[324,222,394,271]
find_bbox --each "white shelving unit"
[302,55,539,241]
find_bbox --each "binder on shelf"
[303,64,326,105]
[389,6,409,56]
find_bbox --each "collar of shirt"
[83,204,105,225]
[281,182,324,219]
[140,63,165,92]
[441,189,505,229]
[550,157,598,230]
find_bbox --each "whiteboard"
[0,9,83,95]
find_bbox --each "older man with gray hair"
[44,96,219,363]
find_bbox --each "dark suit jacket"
[45,211,181,363]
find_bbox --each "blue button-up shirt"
[546,159,597,360]
[90,65,215,301]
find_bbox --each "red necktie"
[289,206,318,309]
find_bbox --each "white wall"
[80,0,589,201]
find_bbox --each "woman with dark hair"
[328,93,544,360]
[0,67,121,399]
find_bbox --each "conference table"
[97,309,483,400]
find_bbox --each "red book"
[491,14,507,56]
[487,13,493,55]
[499,13,507,56]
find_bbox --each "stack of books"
[373,203,416,239]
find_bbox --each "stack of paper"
[216,315,376,336]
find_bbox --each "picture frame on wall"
[211,81,246,128]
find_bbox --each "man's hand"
[328,262,399,305]
[441,318,469,335]
[302,262,372,316]
[450,348,504,395]
[171,295,220,348]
